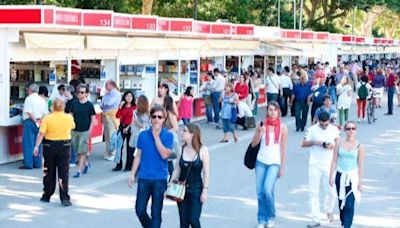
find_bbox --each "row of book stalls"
[0,5,399,164]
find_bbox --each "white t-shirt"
[304,124,340,168]
[257,131,281,165]
[280,74,293,90]
[337,84,352,109]
[212,74,225,92]
[237,101,253,118]
[23,93,49,121]
[266,75,281,94]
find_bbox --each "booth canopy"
[24,33,85,49]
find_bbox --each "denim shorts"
[222,118,235,133]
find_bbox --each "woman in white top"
[329,121,365,228]
[336,76,353,127]
[251,101,288,228]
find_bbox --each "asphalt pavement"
[0,98,399,228]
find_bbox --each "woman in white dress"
[337,76,353,127]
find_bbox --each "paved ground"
[0,98,400,228]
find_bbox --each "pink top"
[179,96,194,119]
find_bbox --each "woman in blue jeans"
[250,101,288,228]
[170,123,210,228]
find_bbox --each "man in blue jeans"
[211,68,225,125]
[128,105,173,228]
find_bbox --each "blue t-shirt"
[137,127,173,180]
[315,105,337,121]
[293,83,312,102]
[313,85,328,104]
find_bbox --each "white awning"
[24,33,84,49]
[86,36,133,50]
[260,43,303,56]
[130,37,171,50]
[168,38,207,49]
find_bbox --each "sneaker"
[327,212,334,223]
[82,163,91,174]
[357,118,361,123]
[73,171,81,178]
[306,222,320,228]
[61,200,72,207]
[69,163,76,168]
[40,196,50,203]
[257,224,265,228]
[266,220,275,228]
[106,155,115,161]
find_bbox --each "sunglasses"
[77,91,86,94]
[345,127,356,131]
[151,115,163,120]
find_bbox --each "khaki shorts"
[71,131,89,155]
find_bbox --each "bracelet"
[34,146,39,149]
[203,186,208,190]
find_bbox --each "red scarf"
[265,117,281,145]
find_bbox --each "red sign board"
[83,12,112,27]
[374,38,381,44]
[280,31,287,38]
[381,39,388,44]
[7,125,23,156]
[158,18,170,31]
[114,15,131,29]
[55,10,82,26]
[388,39,394,45]
[132,16,157,30]
[355,37,365,43]
[233,25,254,35]
[170,20,192,32]
[44,9,54,24]
[315,33,329,40]
[193,22,211,34]
[0,9,41,24]
[211,24,231,35]
[301,32,313,39]
[342,35,353,42]
[286,30,301,39]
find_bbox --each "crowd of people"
[17,57,400,227]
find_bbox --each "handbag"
[165,148,197,202]
[244,116,256,128]
[244,142,261,169]
[230,105,238,123]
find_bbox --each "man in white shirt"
[211,68,225,125]
[301,111,340,228]
[20,83,49,169]
[266,66,282,103]
[280,67,294,116]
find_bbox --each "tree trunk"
[142,0,154,15]
[362,6,384,37]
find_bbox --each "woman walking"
[371,68,386,108]
[152,83,179,116]
[252,72,262,115]
[329,121,365,228]
[170,123,210,228]
[113,91,136,171]
[33,99,75,206]
[128,95,150,170]
[163,95,180,175]
[178,86,194,125]
[220,83,239,143]
[251,101,287,228]
[337,76,353,127]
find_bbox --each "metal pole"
[352,7,356,35]
[293,0,296,29]
[194,0,198,20]
[278,0,281,27]
[299,0,304,30]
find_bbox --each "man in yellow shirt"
[33,99,75,206]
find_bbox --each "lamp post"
[194,0,198,20]
[299,0,304,30]
[36,0,41,4]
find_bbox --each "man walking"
[69,84,96,178]
[128,105,173,228]
[20,83,48,169]
[265,67,282,103]
[291,76,312,132]
[385,67,396,115]
[301,111,340,228]
[280,66,293,116]
[211,68,225,126]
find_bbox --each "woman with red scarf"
[251,101,288,228]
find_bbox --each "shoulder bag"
[244,141,261,169]
[165,148,197,202]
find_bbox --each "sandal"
[219,139,229,143]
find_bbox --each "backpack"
[358,82,368,100]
